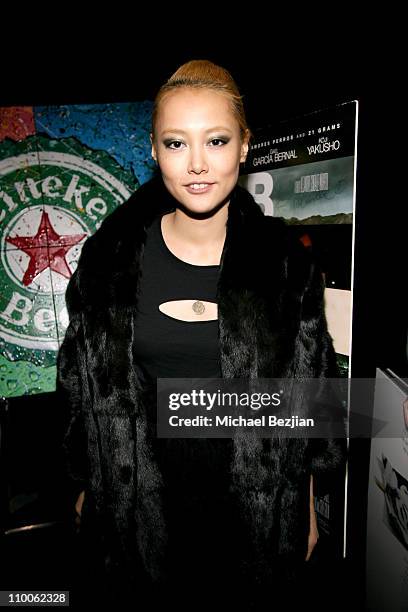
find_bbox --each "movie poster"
[240,100,358,378]
[239,101,358,553]
[0,103,154,397]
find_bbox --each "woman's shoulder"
[73,178,168,266]
[254,213,320,287]
[251,212,306,259]
[64,177,176,315]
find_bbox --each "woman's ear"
[150,133,157,162]
[240,129,250,164]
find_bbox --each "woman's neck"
[161,204,228,266]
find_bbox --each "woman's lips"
[184,183,214,195]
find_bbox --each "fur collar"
[66,173,291,318]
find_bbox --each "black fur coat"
[56,175,345,596]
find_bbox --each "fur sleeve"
[56,306,88,503]
[299,250,347,497]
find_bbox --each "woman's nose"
[187,147,209,174]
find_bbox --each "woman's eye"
[209,138,227,146]
[166,141,184,150]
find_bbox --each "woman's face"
[151,88,249,215]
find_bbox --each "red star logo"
[6,209,87,286]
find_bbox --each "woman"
[57,60,345,609]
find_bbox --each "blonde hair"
[151,59,251,142]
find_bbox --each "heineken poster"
[0,103,154,397]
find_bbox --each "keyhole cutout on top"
[158,300,218,322]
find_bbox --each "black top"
[132,214,244,587]
[133,213,222,381]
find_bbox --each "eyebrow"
[161,127,233,136]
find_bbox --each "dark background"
[1,22,406,609]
